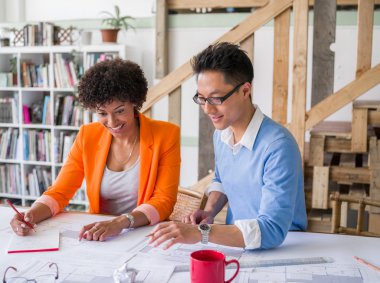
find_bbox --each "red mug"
[190,250,240,283]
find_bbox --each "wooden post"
[312,166,330,209]
[311,0,336,106]
[155,1,182,140]
[272,8,290,125]
[168,87,182,126]
[290,0,308,161]
[240,31,254,112]
[308,136,325,166]
[369,137,380,213]
[340,201,348,228]
[240,34,254,63]
[369,213,380,234]
[331,192,342,233]
[351,107,368,152]
[356,0,374,79]
[155,0,168,79]
[356,201,365,234]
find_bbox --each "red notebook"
[7,229,60,254]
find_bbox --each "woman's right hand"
[10,209,37,236]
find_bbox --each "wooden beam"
[272,8,290,125]
[240,34,254,63]
[335,0,380,4]
[312,0,380,5]
[143,62,192,112]
[312,166,330,209]
[325,137,352,153]
[308,136,325,166]
[369,111,380,124]
[167,0,380,9]
[330,166,370,184]
[309,121,351,138]
[155,0,168,79]
[305,63,380,130]
[168,87,182,126]
[240,32,254,135]
[290,0,308,160]
[167,0,269,9]
[351,107,368,152]
[143,0,294,112]
[331,193,342,233]
[369,214,380,234]
[353,100,380,109]
[369,137,380,213]
[356,0,374,79]
[311,0,336,106]
[215,0,293,44]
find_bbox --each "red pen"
[354,256,380,273]
[6,199,36,232]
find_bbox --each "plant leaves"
[99,5,134,30]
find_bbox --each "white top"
[99,157,140,215]
[207,106,264,249]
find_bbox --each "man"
[149,42,307,250]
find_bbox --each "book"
[42,96,50,125]
[7,229,60,253]
[23,105,31,124]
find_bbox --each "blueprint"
[2,207,380,283]
[229,263,380,283]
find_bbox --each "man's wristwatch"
[122,213,135,229]
[198,223,211,244]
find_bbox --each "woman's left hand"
[148,221,201,249]
[79,217,125,241]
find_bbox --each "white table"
[1,206,380,282]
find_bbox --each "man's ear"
[242,82,252,98]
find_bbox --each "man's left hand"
[148,221,201,249]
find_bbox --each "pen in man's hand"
[5,199,36,232]
[354,256,380,272]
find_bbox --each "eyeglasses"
[193,82,245,105]
[3,262,59,283]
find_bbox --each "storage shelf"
[0,44,126,210]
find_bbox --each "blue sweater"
[213,116,307,249]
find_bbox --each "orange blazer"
[43,113,181,221]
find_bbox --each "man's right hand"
[182,209,214,225]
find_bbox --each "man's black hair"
[191,42,254,85]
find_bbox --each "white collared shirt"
[208,105,264,249]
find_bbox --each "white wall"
[0,0,4,22]
[4,0,25,22]
[24,0,154,21]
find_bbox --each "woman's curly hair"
[78,58,148,110]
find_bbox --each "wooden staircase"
[144,0,380,223]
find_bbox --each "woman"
[10,59,181,241]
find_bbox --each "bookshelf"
[0,44,126,209]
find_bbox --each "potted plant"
[100,5,134,43]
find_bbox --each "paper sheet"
[7,229,60,253]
